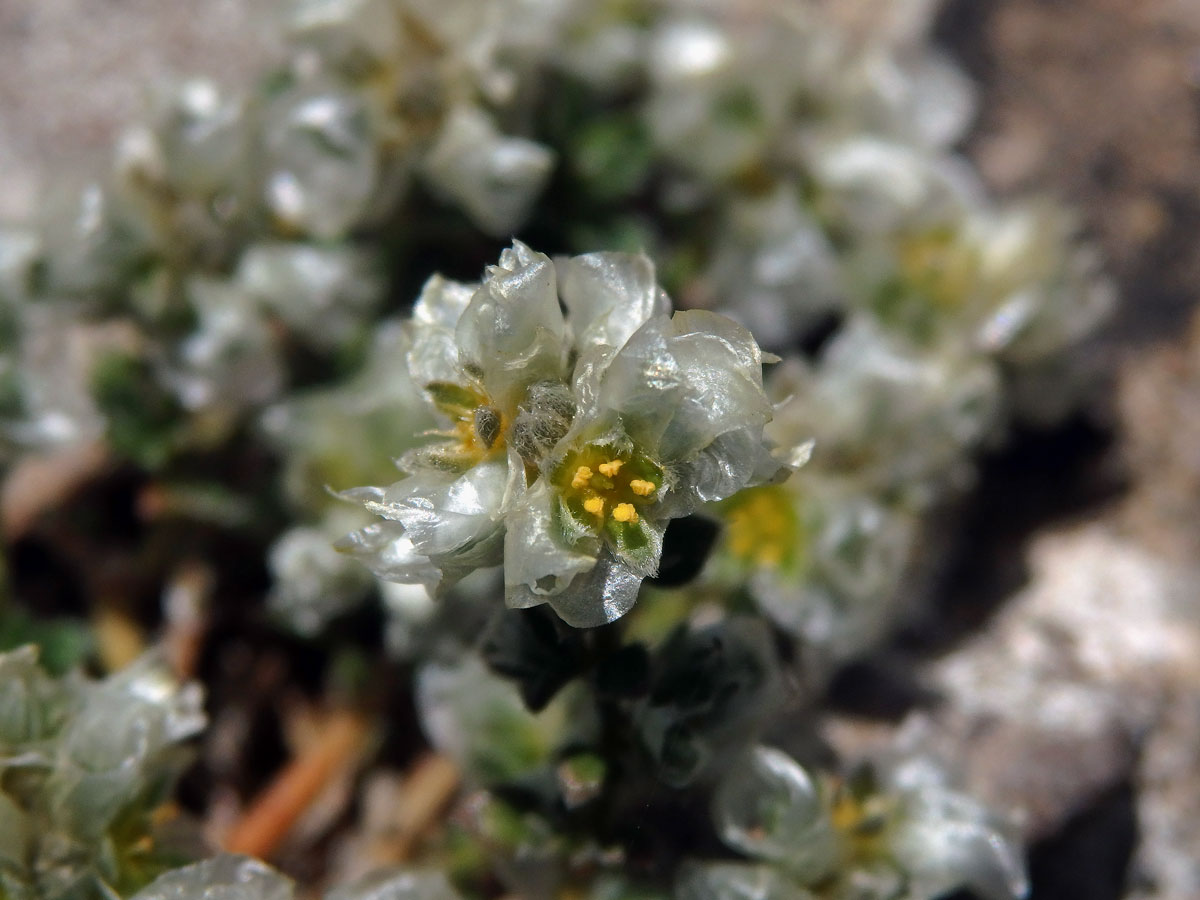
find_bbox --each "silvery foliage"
[689,745,1027,900]
[616,0,1112,421]
[261,321,435,636]
[128,856,464,900]
[416,654,589,785]
[621,0,982,339]
[338,242,793,626]
[0,647,205,900]
[689,313,1001,681]
[0,0,1093,895]
[0,0,1110,468]
[0,0,577,456]
[557,0,1106,672]
[694,207,1108,671]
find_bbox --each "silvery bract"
[339,242,791,626]
[766,316,1002,506]
[422,108,556,237]
[130,856,294,900]
[674,863,814,900]
[129,855,465,900]
[416,655,586,784]
[707,746,1028,900]
[263,321,436,635]
[0,647,205,900]
[712,746,838,883]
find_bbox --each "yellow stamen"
[583,496,605,517]
[597,459,624,477]
[629,479,656,497]
[571,466,593,489]
[611,503,638,523]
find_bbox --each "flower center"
[896,226,979,312]
[721,485,800,569]
[828,777,895,863]
[555,446,663,529]
[425,380,506,465]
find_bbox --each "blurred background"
[2,2,1199,899]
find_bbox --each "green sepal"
[425,380,482,418]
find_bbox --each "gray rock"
[828,524,1200,894]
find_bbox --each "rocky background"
[0,0,276,221]
[902,4,1200,899]
[2,1,1199,898]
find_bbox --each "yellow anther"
[571,466,593,489]
[611,503,638,523]
[597,459,624,477]
[629,479,656,497]
[583,496,605,517]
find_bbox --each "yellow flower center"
[555,448,663,530]
[897,226,980,312]
[722,485,801,570]
[828,778,895,863]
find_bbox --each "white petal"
[558,251,671,352]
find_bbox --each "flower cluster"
[0,0,577,463]
[0,647,205,900]
[0,0,1112,897]
[0,0,1110,663]
[128,856,464,900]
[688,745,1027,900]
[677,314,1004,679]
[397,620,1025,900]
[337,242,791,626]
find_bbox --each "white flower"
[339,242,571,592]
[422,107,556,237]
[708,477,918,679]
[341,243,791,626]
[766,316,1002,505]
[707,746,1028,900]
[506,306,781,626]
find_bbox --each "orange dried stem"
[1,441,110,538]
[384,753,460,862]
[224,708,370,858]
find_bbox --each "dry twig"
[224,708,372,859]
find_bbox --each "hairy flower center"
[425,380,506,464]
